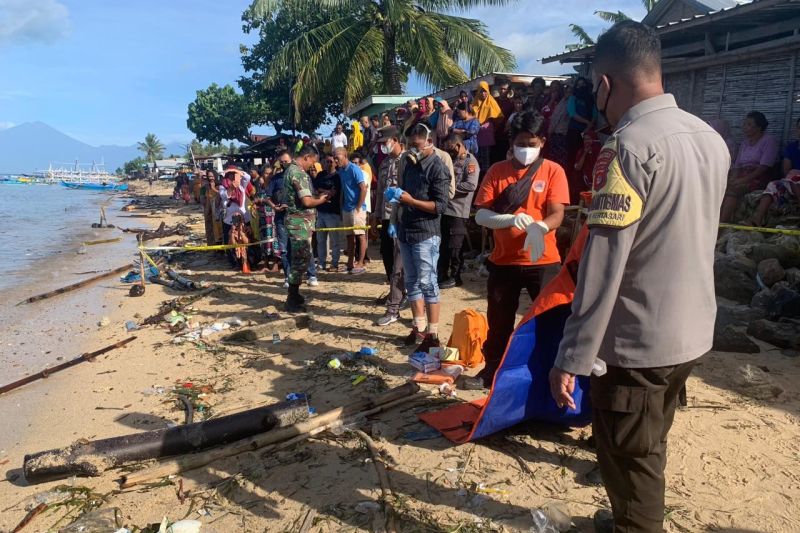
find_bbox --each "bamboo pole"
[120,382,421,488]
[18,264,134,305]
[82,237,122,246]
[0,337,136,396]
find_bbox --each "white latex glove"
[513,213,534,231]
[523,221,550,262]
[475,208,515,229]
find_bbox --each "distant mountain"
[0,122,186,174]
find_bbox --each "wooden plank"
[663,33,800,73]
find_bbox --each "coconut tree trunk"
[382,22,401,94]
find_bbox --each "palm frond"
[569,24,595,45]
[399,13,467,89]
[643,0,659,11]
[267,16,373,115]
[249,0,363,19]
[341,26,385,109]
[264,16,361,87]
[594,10,631,23]
[430,13,516,78]
[414,0,516,12]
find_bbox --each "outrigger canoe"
[61,181,129,192]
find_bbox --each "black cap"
[375,126,399,142]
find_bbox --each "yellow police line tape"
[137,225,383,253]
[719,223,800,237]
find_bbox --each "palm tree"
[566,0,660,50]
[565,24,595,51]
[137,133,165,164]
[250,0,517,117]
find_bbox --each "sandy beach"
[1,181,798,533]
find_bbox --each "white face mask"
[380,141,394,155]
[514,146,540,166]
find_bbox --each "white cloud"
[0,121,15,129]
[0,0,70,45]
[462,0,650,75]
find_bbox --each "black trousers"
[591,359,698,533]
[479,261,559,380]
[438,215,468,281]
[379,220,394,282]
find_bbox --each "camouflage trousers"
[288,237,312,286]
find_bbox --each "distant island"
[0,122,185,174]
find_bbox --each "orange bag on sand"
[446,309,488,368]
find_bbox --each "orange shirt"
[474,158,569,266]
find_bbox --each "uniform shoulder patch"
[587,139,643,229]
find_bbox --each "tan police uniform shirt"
[555,94,730,376]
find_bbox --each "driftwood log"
[0,337,137,396]
[18,264,134,305]
[23,399,308,484]
[120,382,421,488]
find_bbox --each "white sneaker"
[282,279,289,288]
[307,277,319,287]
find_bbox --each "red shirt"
[475,158,569,266]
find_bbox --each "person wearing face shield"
[469,110,568,389]
[386,123,451,353]
[549,22,729,532]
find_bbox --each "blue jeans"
[315,212,342,269]
[399,235,441,304]
[276,218,316,279]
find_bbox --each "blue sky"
[0,0,647,146]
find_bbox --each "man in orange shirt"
[469,110,569,389]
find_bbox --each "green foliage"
[137,133,165,163]
[564,0,660,51]
[249,0,516,120]
[594,10,631,23]
[187,84,253,144]
[240,3,353,134]
[185,139,228,159]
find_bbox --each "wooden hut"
[543,0,800,146]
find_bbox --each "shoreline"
[0,182,798,532]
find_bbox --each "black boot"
[285,284,307,313]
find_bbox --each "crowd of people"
[181,76,800,369]
[162,20,800,532]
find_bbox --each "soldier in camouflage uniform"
[282,145,330,312]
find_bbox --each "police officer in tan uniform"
[548,22,729,532]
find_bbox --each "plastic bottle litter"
[125,320,139,331]
[359,347,377,356]
[285,392,307,401]
[530,509,559,533]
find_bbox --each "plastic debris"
[328,358,342,370]
[351,375,366,386]
[159,518,202,533]
[354,501,381,514]
[98,316,110,328]
[475,482,509,495]
[408,351,440,373]
[530,509,559,533]
[125,320,139,331]
[359,347,377,356]
[439,383,457,398]
[286,392,307,401]
[272,333,281,344]
[141,387,167,396]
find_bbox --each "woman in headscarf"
[348,120,364,152]
[434,97,454,147]
[472,80,504,173]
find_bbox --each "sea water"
[0,182,116,291]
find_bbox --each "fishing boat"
[60,180,129,191]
